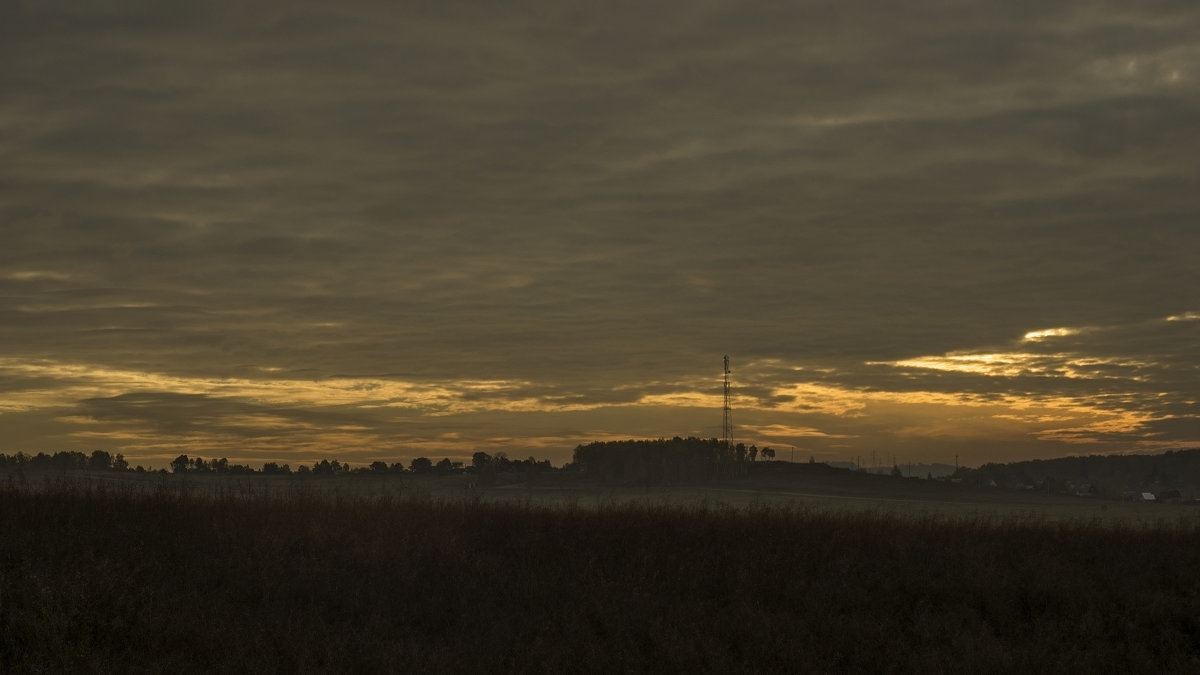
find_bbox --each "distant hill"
[562,439,1200,502]
[958,449,1200,500]
[727,460,1096,506]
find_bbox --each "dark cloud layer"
[2,1,1197,466]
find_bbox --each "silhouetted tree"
[262,462,292,475]
[410,457,433,474]
[472,451,492,471]
[46,451,83,471]
[494,452,512,473]
[171,455,190,474]
[89,450,113,471]
[572,437,727,483]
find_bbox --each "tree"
[493,452,511,473]
[762,447,776,461]
[410,457,433,474]
[113,453,129,471]
[370,461,389,473]
[89,450,113,471]
[171,454,189,474]
[472,451,492,471]
[748,445,758,462]
[435,458,453,474]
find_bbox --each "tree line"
[0,450,555,477]
[1,438,791,485]
[958,447,1200,499]
[0,450,137,472]
[570,437,778,484]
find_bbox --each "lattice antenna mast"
[722,355,733,453]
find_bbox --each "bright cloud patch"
[880,353,1152,380]
[1023,327,1081,341]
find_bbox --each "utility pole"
[722,355,734,454]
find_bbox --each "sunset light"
[1,0,1196,470]
[5,4,1200,670]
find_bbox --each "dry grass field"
[3,467,1200,672]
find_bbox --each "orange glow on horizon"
[0,350,1190,469]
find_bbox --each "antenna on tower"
[722,355,734,455]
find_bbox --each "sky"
[2,0,1198,470]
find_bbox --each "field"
[6,462,1186,525]
[3,468,1200,672]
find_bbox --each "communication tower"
[722,355,733,453]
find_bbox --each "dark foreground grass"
[2,485,1199,673]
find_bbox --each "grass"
[2,481,1200,673]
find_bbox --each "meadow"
[3,474,1200,673]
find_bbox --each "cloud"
[1023,328,1084,342]
[2,0,1198,466]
